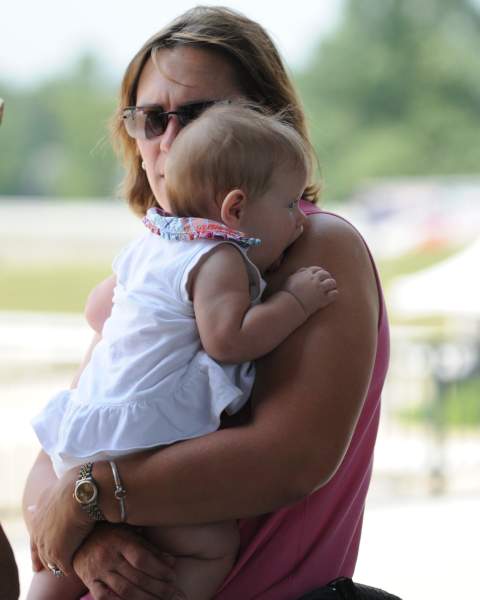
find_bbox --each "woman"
[23,6,389,600]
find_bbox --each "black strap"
[330,578,358,599]
[297,577,403,600]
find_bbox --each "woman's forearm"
[22,450,57,533]
[95,415,305,527]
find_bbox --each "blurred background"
[1,0,479,598]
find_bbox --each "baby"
[29,103,338,600]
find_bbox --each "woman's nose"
[159,115,181,153]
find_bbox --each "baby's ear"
[220,189,247,227]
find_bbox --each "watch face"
[75,480,97,505]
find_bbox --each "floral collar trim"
[143,207,261,249]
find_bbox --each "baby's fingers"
[327,288,339,299]
[316,268,335,280]
[319,276,337,291]
[317,276,338,306]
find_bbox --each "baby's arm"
[191,244,337,363]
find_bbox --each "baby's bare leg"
[146,520,239,600]
[26,568,86,600]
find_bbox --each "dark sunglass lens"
[145,110,168,140]
[178,102,214,126]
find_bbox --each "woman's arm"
[67,213,379,527]
[29,213,379,582]
[24,452,178,595]
[84,274,116,334]
[23,451,58,537]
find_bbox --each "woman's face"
[135,46,243,210]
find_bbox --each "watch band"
[75,462,106,522]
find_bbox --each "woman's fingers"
[30,538,43,572]
[98,566,181,600]
[109,550,180,598]
[74,524,182,599]
[30,471,94,576]
[88,579,122,599]
[122,537,176,582]
[104,526,177,583]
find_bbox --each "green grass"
[397,377,480,430]
[0,263,111,313]
[0,243,466,315]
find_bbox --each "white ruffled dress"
[32,210,265,477]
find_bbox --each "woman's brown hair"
[111,5,320,216]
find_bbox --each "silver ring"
[47,562,64,577]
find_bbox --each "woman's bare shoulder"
[303,210,373,267]
[300,210,380,325]
[269,209,378,309]
[255,212,381,489]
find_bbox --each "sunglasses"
[122,100,218,140]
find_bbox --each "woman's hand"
[73,523,183,600]
[29,469,94,576]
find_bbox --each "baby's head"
[164,102,310,220]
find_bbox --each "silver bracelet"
[109,460,127,523]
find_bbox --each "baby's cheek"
[152,179,172,212]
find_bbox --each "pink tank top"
[82,205,389,600]
[214,204,390,599]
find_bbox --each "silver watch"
[73,462,106,521]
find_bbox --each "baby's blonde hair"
[165,102,310,217]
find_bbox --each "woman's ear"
[220,189,247,227]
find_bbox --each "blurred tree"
[2,2,480,202]
[0,52,118,198]
[297,0,480,201]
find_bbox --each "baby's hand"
[283,266,338,317]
